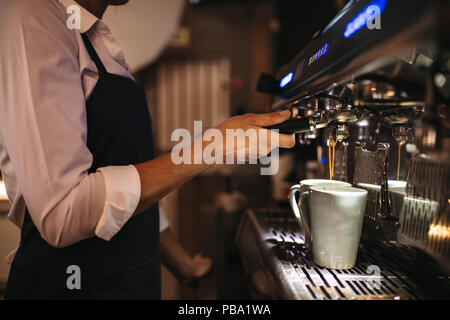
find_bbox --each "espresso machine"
[236,0,450,299]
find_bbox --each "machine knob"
[256,73,280,95]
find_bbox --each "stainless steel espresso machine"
[236,0,450,300]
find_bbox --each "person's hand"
[160,229,213,287]
[210,110,295,163]
[180,253,213,287]
[190,253,213,279]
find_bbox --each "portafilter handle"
[265,118,311,134]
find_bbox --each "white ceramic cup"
[388,181,407,219]
[357,180,407,219]
[389,186,406,219]
[289,179,352,250]
[308,185,367,269]
[357,180,407,191]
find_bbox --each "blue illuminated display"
[322,43,328,56]
[343,0,386,38]
[308,43,329,66]
[280,72,293,88]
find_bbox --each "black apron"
[5,33,160,299]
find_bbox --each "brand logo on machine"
[344,0,386,38]
[66,265,81,290]
[308,43,329,66]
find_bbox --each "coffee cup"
[389,186,406,219]
[357,180,407,219]
[289,179,351,250]
[308,185,367,269]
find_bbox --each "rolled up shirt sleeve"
[0,0,142,247]
[96,166,141,240]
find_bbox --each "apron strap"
[81,33,107,75]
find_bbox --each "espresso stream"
[328,137,336,180]
[328,141,403,181]
[327,140,404,182]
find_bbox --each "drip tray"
[236,208,450,300]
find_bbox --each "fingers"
[261,129,295,150]
[278,133,296,148]
[249,110,291,127]
[191,254,213,278]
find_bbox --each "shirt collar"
[58,0,99,34]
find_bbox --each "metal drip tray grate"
[269,226,425,300]
[236,208,450,300]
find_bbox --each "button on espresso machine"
[237,0,450,300]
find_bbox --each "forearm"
[159,228,194,279]
[134,143,213,215]
[134,111,295,215]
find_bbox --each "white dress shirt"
[0,0,168,251]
